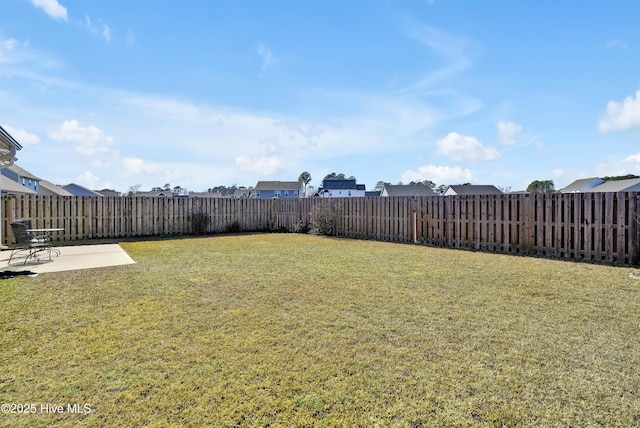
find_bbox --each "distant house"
[585,178,640,193]
[1,164,41,194]
[62,183,104,197]
[381,184,436,197]
[443,185,503,196]
[97,189,121,197]
[365,190,381,197]
[39,180,74,196]
[254,181,303,199]
[559,177,605,193]
[135,191,173,197]
[316,179,366,198]
[232,188,254,199]
[0,175,36,196]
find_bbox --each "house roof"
[321,179,361,190]
[97,189,121,197]
[62,183,104,196]
[586,178,640,193]
[136,191,173,197]
[255,181,302,191]
[0,175,37,194]
[560,177,604,193]
[232,188,252,197]
[382,184,436,197]
[446,185,503,195]
[0,125,22,168]
[5,164,41,180]
[39,180,74,196]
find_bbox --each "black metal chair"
[13,219,49,244]
[7,221,58,264]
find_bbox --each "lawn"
[1,234,639,427]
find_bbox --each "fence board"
[2,193,638,265]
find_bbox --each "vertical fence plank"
[1,194,638,265]
[617,192,627,263]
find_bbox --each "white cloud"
[599,90,640,133]
[75,171,99,187]
[50,119,116,156]
[235,155,285,176]
[551,168,565,179]
[257,43,279,71]
[436,132,500,162]
[1,125,40,146]
[30,0,67,20]
[122,157,164,176]
[401,165,475,185]
[497,120,522,145]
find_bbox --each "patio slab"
[0,244,136,274]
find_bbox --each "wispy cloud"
[103,25,111,43]
[122,157,165,177]
[236,155,285,176]
[257,43,279,71]
[30,0,67,21]
[81,15,112,43]
[607,39,629,49]
[402,23,475,91]
[599,90,640,133]
[126,30,135,46]
[401,164,475,185]
[74,170,113,189]
[595,152,640,177]
[0,38,31,65]
[497,120,522,145]
[436,132,500,163]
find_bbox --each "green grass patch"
[1,234,639,426]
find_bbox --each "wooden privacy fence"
[2,192,639,265]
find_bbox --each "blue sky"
[2,0,640,193]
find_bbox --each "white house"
[316,179,366,198]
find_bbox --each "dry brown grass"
[1,234,639,427]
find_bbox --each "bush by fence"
[2,192,639,265]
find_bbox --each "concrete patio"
[1,243,135,274]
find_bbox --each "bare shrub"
[225,220,241,233]
[310,201,342,236]
[189,210,211,235]
[292,219,311,234]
